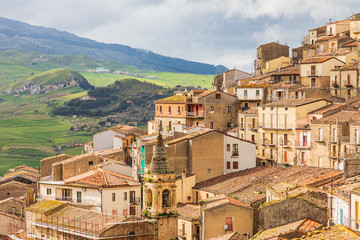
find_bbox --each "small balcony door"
[130,191,136,204]
[77,191,82,203]
[62,189,71,201]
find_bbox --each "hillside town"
[2,13,360,240]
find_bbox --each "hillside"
[4,68,94,94]
[0,50,214,89]
[0,17,227,74]
[52,78,193,124]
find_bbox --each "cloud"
[0,0,359,72]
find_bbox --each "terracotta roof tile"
[302,224,359,239]
[263,98,328,107]
[241,108,258,115]
[312,110,360,125]
[177,203,200,220]
[300,56,334,64]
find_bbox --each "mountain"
[0,17,228,74]
[4,68,93,94]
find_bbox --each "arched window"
[162,190,170,207]
[146,189,152,206]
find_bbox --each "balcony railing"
[130,197,141,205]
[296,141,310,148]
[38,195,100,206]
[248,124,257,130]
[186,111,204,117]
[307,71,320,77]
[329,136,350,143]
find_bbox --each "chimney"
[182,170,186,180]
[329,18,332,23]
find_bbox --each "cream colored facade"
[176,173,196,204]
[326,20,350,36]
[350,191,360,231]
[300,58,345,88]
[258,100,330,166]
[238,112,259,145]
[350,19,360,40]
[330,65,359,99]
[335,52,358,65]
[263,56,291,74]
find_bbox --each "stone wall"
[0,198,25,217]
[40,154,72,177]
[344,159,360,178]
[0,182,30,201]
[157,216,178,240]
[258,197,327,230]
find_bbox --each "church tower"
[143,133,177,239]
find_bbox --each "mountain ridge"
[0,16,228,74]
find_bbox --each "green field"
[0,50,215,175]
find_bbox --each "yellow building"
[258,98,330,166]
[263,56,291,74]
[330,61,359,99]
[350,18,360,40]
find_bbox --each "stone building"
[142,133,178,240]
[23,199,156,240]
[152,90,239,133]
[258,98,331,166]
[254,42,289,76]
[300,56,345,88]
[177,203,200,240]
[213,68,252,92]
[330,61,359,99]
[236,83,269,111]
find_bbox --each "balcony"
[248,124,257,131]
[296,141,310,149]
[186,111,204,117]
[307,71,320,77]
[314,135,326,143]
[329,136,350,143]
[38,195,100,207]
[130,197,141,205]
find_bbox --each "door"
[225,217,232,231]
[311,78,316,87]
[62,189,71,201]
[130,191,135,204]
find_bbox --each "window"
[262,149,265,156]
[270,133,274,145]
[124,192,127,201]
[227,106,232,113]
[210,122,214,129]
[227,123,232,128]
[206,193,209,198]
[227,161,231,169]
[162,190,170,207]
[270,149,273,159]
[178,106,181,115]
[311,78,316,87]
[284,151,288,163]
[159,106,162,114]
[112,210,117,215]
[89,161,93,166]
[77,191,82,203]
[251,134,255,143]
[283,134,288,146]
[252,118,256,129]
[232,144,239,156]
[270,114,273,128]
[112,193,116,201]
[47,188,51,195]
[233,162,238,169]
[207,168,211,173]
[210,106,214,112]
[225,217,233,231]
[356,129,359,145]
[195,191,199,203]
[169,121,172,130]
[356,201,359,229]
[262,133,266,144]
[240,117,244,128]
[227,144,230,151]
[62,189,71,201]
[168,106,171,115]
[159,120,162,130]
[244,90,248,97]
[256,90,260,97]
[319,128,323,141]
[215,93,221,99]
[130,206,136,216]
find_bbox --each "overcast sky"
[0,0,359,72]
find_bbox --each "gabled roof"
[107,125,147,136]
[302,224,359,239]
[311,110,360,125]
[177,203,200,220]
[40,154,72,162]
[331,61,358,71]
[263,98,329,107]
[240,108,258,115]
[300,56,336,64]
[252,218,323,240]
[202,194,253,211]
[64,168,139,187]
[154,95,189,104]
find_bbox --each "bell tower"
[142,133,177,239]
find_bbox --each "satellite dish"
[224,225,228,230]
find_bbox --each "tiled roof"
[237,83,272,88]
[108,125,147,136]
[300,56,334,64]
[241,108,258,115]
[267,83,303,90]
[270,66,300,75]
[316,35,343,42]
[167,129,214,145]
[52,153,101,166]
[26,199,67,214]
[307,103,345,115]
[329,176,360,201]
[154,95,189,104]
[302,224,359,239]
[263,98,327,107]
[342,40,358,47]
[27,200,124,235]
[209,232,243,240]
[64,168,139,187]
[202,194,252,210]
[331,61,358,71]
[311,110,360,125]
[177,203,200,220]
[309,25,327,31]
[2,169,40,182]
[193,166,342,205]
[252,218,323,240]
[196,90,217,98]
